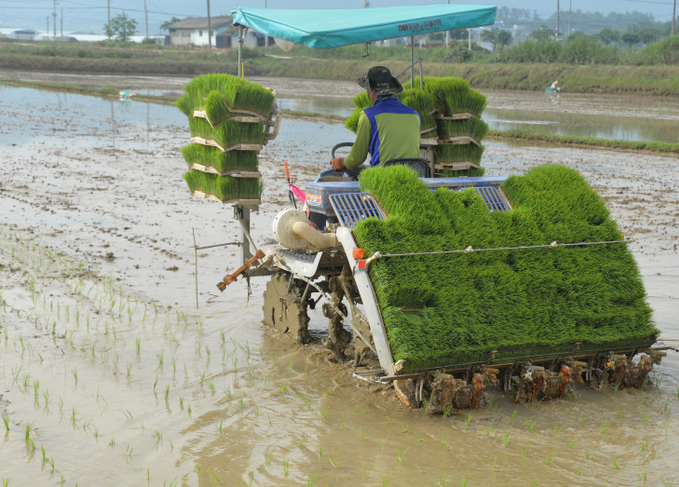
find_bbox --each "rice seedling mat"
[193,110,265,124]
[190,136,264,152]
[187,163,262,178]
[438,135,481,146]
[191,191,260,208]
[205,88,278,120]
[435,112,480,120]
[434,161,480,171]
[192,109,280,128]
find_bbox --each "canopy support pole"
[410,35,414,89]
[394,58,424,89]
[237,25,243,77]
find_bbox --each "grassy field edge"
[2,52,679,95]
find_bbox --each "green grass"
[437,118,490,141]
[489,129,679,154]
[188,116,264,149]
[177,73,275,118]
[180,144,259,173]
[353,164,656,371]
[433,144,485,165]
[183,171,263,202]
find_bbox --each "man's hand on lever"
[330,157,345,171]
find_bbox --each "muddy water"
[0,86,678,487]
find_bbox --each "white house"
[165,16,232,47]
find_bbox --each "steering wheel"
[331,142,360,177]
[332,142,354,158]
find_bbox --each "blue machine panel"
[329,192,385,228]
[305,175,509,216]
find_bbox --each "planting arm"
[217,249,265,291]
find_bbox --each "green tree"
[481,27,500,52]
[596,28,620,45]
[566,30,587,41]
[621,31,640,49]
[638,28,661,45]
[530,25,554,41]
[497,30,513,50]
[161,17,181,29]
[104,13,138,42]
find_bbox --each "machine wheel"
[262,272,311,344]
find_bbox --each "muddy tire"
[262,272,311,344]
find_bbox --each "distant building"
[9,29,37,40]
[165,16,233,47]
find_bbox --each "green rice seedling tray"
[433,143,485,165]
[437,136,481,146]
[406,76,487,117]
[437,118,489,143]
[184,171,263,204]
[353,165,657,372]
[188,116,265,148]
[435,166,486,178]
[190,137,264,153]
[181,144,259,173]
[187,164,261,178]
[192,107,281,142]
[177,74,276,119]
[435,112,480,120]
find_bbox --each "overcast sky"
[0,0,674,34]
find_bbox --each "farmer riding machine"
[194,6,668,413]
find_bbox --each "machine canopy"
[231,5,497,49]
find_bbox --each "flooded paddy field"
[3,70,679,143]
[0,85,678,487]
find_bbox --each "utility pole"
[445,0,450,48]
[53,0,57,37]
[468,28,472,50]
[107,0,111,41]
[206,0,212,48]
[46,16,49,34]
[61,9,63,37]
[143,0,148,38]
[555,0,560,40]
[568,0,572,36]
[672,0,676,36]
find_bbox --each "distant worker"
[330,66,421,172]
[550,80,559,90]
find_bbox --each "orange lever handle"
[284,161,290,180]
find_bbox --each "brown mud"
[0,86,678,486]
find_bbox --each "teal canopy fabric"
[231,5,497,49]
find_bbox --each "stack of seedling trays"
[426,77,488,177]
[177,73,281,208]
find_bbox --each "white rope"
[364,238,633,267]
